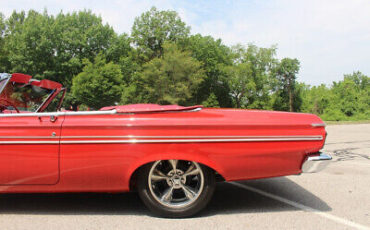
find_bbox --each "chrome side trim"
[0,109,117,117]
[302,152,332,173]
[0,136,58,139]
[311,123,326,127]
[0,141,60,144]
[0,135,323,144]
[60,135,323,140]
[60,137,321,144]
[0,135,323,140]
[64,110,117,116]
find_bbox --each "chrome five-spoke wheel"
[137,159,215,218]
[148,160,204,208]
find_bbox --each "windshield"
[0,76,9,93]
[0,81,53,112]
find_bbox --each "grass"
[324,120,370,125]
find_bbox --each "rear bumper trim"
[302,152,332,173]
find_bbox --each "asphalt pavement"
[0,124,369,229]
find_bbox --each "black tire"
[136,160,216,218]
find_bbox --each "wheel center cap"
[173,176,181,183]
[167,171,186,188]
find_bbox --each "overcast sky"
[1,0,370,85]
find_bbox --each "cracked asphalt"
[0,124,369,229]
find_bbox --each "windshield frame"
[0,73,65,113]
[37,87,65,112]
[35,89,56,112]
[0,74,11,95]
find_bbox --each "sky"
[1,0,370,86]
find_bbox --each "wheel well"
[129,161,225,191]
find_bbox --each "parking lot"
[0,124,369,229]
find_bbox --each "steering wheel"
[0,98,20,113]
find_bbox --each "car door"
[0,113,63,185]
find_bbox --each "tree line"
[0,7,368,120]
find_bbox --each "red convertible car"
[0,73,331,217]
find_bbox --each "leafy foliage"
[224,62,254,108]
[4,10,116,86]
[273,58,301,112]
[185,34,232,107]
[202,93,220,108]
[300,84,330,115]
[0,13,8,72]
[71,54,123,109]
[136,42,205,105]
[225,44,277,109]
[0,8,368,121]
[300,72,369,121]
[131,7,190,60]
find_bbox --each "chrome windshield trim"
[0,73,11,95]
[35,89,56,113]
[0,109,117,117]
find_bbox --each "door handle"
[50,115,57,122]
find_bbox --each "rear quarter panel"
[56,109,325,192]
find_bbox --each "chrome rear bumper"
[302,152,332,173]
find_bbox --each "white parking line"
[230,182,370,230]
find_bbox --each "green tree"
[137,42,205,105]
[4,10,54,77]
[102,32,141,106]
[343,71,369,90]
[49,10,116,87]
[224,62,254,108]
[225,44,277,109]
[202,93,220,108]
[4,10,116,88]
[185,34,233,107]
[3,10,118,108]
[106,33,139,88]
[106,33,132,63]
[300,84,330,115]
[300,71,369,121]
[0,12,8,72]
[345,72,369,118]
[328,73,369,119]
[131,7,190,59]
[71,54,123,109]
[273,58,300,112]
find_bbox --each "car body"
[0,73,331,217]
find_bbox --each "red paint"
[11,73,62,90]
[0,115,63,185]
[0,74,326,193]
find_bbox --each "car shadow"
[201,177,331,217]
[0,177,331,217]
[0,191,149,216]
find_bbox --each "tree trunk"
[236,94,241,108]
[236,98,241,108]
[289,87,293,112]
[286,75,294,112]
